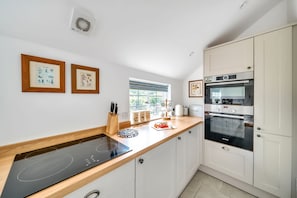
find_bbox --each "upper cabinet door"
[254,27,292,137]
[204,38,253,76]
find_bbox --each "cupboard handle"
[139,158,144,164]
[247,66,252,70]
[257,127,261,130]
[222,146,230,151]
[188,131,192,134]
[257,134,261,138]
[84,189,100,198]
[178,137,182,140]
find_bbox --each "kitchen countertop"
[0,116,203,198]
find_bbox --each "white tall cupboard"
[254,26,292,198]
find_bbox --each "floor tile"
[179,171,257,198]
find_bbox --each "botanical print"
[189,80,203,97]
[29,61,60,88]
[76,69,96,90]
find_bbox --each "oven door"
[205,80,254,106]
[204,112,253,151]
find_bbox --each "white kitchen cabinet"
[64,160,135,198]
[204,38,253,76]
[254,26,293,197]
[254,26,292,137]
[254,132,292,198]
[176,126,200,196]
[204,140,253,185]
[135,138,176,198]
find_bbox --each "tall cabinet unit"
[254,26,292,198]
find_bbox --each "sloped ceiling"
[0,0,282,79]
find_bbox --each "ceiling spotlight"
[240,0,248,9]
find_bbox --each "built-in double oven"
[204,72,254,151]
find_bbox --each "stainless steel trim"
[206,80,249,86]
[208,113,245,119]
[204,71,253,83]
[204,104,254,115]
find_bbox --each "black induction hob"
[1,134,131,198]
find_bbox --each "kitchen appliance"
[204,71,254,106]
[1,134,131,198]
[204,71,254,151]
[175,104,183,116]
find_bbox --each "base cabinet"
[135,138,176,198]
[176,126,200,195]
[65,160,135,198]
[254,133,292,198]
[204,140,253,185]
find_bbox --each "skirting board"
[198,165,277,198]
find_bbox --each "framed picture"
[21,54,65,93]
[189,80,203,97]
[71,64,100,94]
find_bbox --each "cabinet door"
[204,38,253,76]
[176,126,201,196]
[185,126,200,181]
[176,132,187,196]
[254,27,292,137]
[64,160,135,198]
[135,138,176,198]
[204,140,253,184]
[254,133,291,197]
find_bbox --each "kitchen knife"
[115,103,118,115]
[110,102,114,114]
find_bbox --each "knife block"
[106,113,119,135]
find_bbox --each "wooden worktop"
[0,116,203,198]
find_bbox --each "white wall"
[287,0,297,23]
[182,64,204,107]
[0,35,183,146]
[238,0,288,38]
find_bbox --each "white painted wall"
[287,0,297,23]
[238,0,288,38]
[182,64,204,107]
[0,35,182,146]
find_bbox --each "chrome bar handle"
[208,113,245,120]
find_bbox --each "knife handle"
[110,102,114,113]
[115,103,118,114]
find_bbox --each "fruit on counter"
[154,121,169,128]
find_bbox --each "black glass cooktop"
[1,134,131,198]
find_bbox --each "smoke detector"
[70,8,95,35]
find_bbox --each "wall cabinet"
[176,126,200,195]
[254,26,292,197]
[204,140,253,185]
[254,132,292,198]
[65,160,135,198]
[135,138,176,198]
[204,38,253,76]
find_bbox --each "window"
[129,79,170,120]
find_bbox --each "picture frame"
[71,64,100,94]
[189,80,203,97]
[21,54,65,93]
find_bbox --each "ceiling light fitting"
[70,8,96,35]
[240,0,248,9]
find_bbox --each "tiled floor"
[179,171,257,198]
